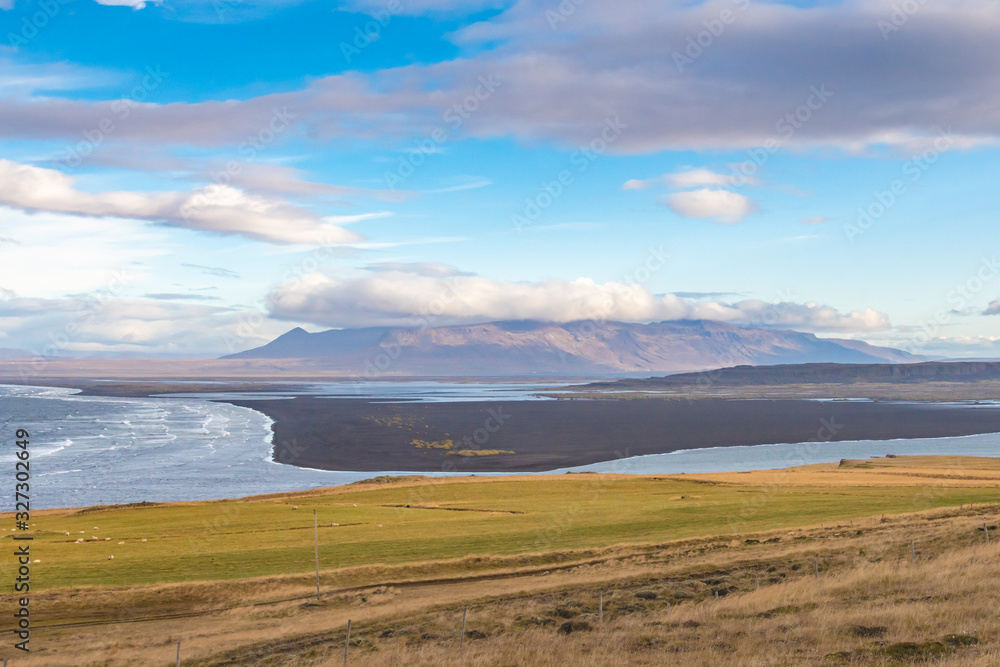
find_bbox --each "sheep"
[74,539,83,544]
[32,559,39,563]
[141,539,147,543]
[108,555,114,560]
[330,523,339,527]
[292,506,298,510]
[104,537,110,541]
[91,536,99,540]
[118,541,125,545]
[64,532,70,536]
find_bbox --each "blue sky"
[0,0,998,358]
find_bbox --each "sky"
[0,0,998,359]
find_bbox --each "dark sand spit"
[228,397,1000,473]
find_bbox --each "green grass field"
[16,471,1000,589]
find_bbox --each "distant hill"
[586,361,1000,390]
[222,320,924,375]
[0,348,43,360]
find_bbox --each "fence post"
[314,510,321,599]
[343,619,351,666]
[460,608,467,648]
[985,522,991,544]
[755,573,760,590]
[599,593,603,622]
[814,557,819,578]
[176,640,181,667]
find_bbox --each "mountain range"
[223,320,923,375]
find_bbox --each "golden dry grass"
[4,457,1000,665]
[4,502,998,665]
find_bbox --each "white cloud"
[667,168,745,189]
[224,163,412,203]
[0,209,165,297]
[364,262,475,277]
[0,160,364,245]
[0,0,14,10]
[0,294,296,357]
[266,266,891,333]
[625,169,758,191]
[984,298,1000,316]
[664,189,756,224]
[800,215,831,225]
[93,0,155,8]
[3,3,1000,154]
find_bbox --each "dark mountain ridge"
[223,319,923,375]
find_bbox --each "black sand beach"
[225,397,1000,473]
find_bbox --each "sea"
[3,382,1000,509]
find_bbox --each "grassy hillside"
[2,456,999,665]
[12,460,1000,590]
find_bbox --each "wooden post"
[755,573,760,590]
[176,640,181,667]
[599,593,603,622]
[985,522,991,544]
[813,557,819,578]
[714,590,719,601]
[314,510,321,599]
[460,608,467,648]
[343,619,351,666]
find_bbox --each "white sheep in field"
[141,539,147,543]
[118,541,125,545]
[91,536,99,541]
[104,537,110,541]
[65,532,70,536]
[75,539,83,544]
[108,555,114,560]
[32,560,39,563]
[292,506,298,510]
